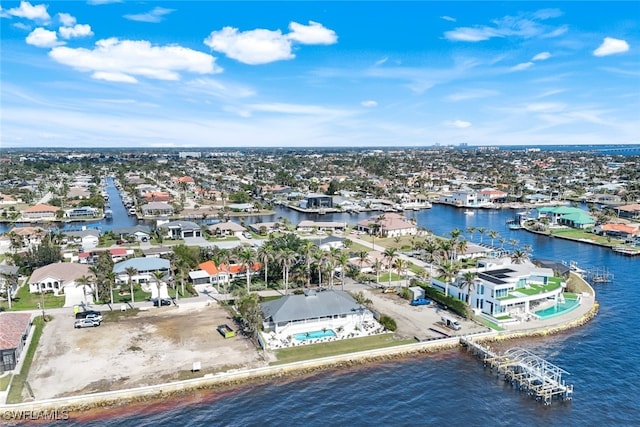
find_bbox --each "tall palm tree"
[104,271,116,306]
[279,249,297,295]
[236,248,256,293]
[461,271,477,305]
[124,266,138,304]
[337,251,349,291]
[0,271,17,310]
[152,270,165,306]
[256,243,274,289]
[423,239,439,275]
[75,275,90,305]
[373,259,383,284]
[511,249,529,264]
[436,261,461,297]
[488,230,500,247]
[395,258,408,288]
[356,250,369,275]
[466,226,476,242]
[477,227,487,244]
[383,247,398,287]
[301,240,315,288]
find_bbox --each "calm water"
[44,204,638,426]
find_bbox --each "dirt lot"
[27,303,268,400]
[356,285,489,340]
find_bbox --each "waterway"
[30,194,636,426]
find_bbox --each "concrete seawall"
[0,276,599,416]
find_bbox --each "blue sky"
[1,1,638,148]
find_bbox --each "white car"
[74,318,101,328]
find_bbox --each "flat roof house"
[113,257,170,285]
[160,220,202,239]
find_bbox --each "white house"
[113,257,171,285]
[28,263,94,296]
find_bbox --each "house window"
[495,288,508,298]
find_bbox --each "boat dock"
[460,338,573,405]
[585,267,614,284]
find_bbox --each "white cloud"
[12,22,31,31]
[124,7,174,23]
[444,9,565,42]
[361,100,378,107]
[441,16,456,22]
[374,57,388,66]
[57,12,75,26]
[445,120,472,128]
[445,89,499,102]
[92,71,138,83]
[59,24,93,39]
[87,0,122,5]
[185,78,256,99]
[287,21,337,45]
[510,62,534,71]
[593,37,630,57]
[525,102,566,113]
[204,27,293,65]
[204,21,337,65]
[25,27,62,48]
[532,51,551,61]
[4,1,50,22]
[248,103,350,116]
[49,38,221,82]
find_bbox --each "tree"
[152,270,165,306]
[236,292,262,339]
[461,271,477,305]
[477,227,487,244]
[383,247,398,287]
[76,275,90,305]
[125,267,138,304]
[104,271,116,306]
[511,249,529,264]
[279,249,297,295]
[436,261,461,297]
[337,251,349,291]
[236,248,256,294]
[395,258,409,287]
[488,230,500,247]
[256,243,274,289]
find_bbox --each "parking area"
[354,284,489,340]
[27,303,267,400]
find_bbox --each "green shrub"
[379,314,397,331]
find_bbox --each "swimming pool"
[535,298,580,319]
[294,330,336,341]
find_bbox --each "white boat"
[128,208,137,216]
[464,210,475,216]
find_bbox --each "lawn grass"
[101,308,141,322]
[475,316,505,331]
[6,315,46,404]
[0,374,11,391]
[550,228,622,246]
[271,333,416,365]
[0,284,65,311]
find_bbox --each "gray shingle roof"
[261,290,362,324]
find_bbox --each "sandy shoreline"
[0,298,599,421]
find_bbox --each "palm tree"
[511,249,529,264]
[256,243,274,289]
[383,247,398,287]
[152,270,165,306]
[76,275,90,305]
[301,240,316,288]
[236,248,256,293]
[0,271,17,310]
[337,251,349,291]
[395,258,409,287]
[423,239,439,275]
[461,271,477,305]
[488,230,500,247]
[373,259,383,284]
[124,266,138,304]
[279,249,297,295]
[104,271,116,306]
[436,261,461,297]
[466,226,476,242]
[477,227,487,244]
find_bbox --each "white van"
[441,315,462,331]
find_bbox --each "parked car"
[153,298,172,307]
[410,298,431,306]
[75,310,102,321]
[74,318,101,328]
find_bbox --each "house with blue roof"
[113,257,170,285]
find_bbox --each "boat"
[104,209,113,220]
[464,210,475,216]
[128,208,137,216]
[506,218,523,229]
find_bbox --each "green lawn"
[550,228,621,246]
[272,333,416,365]
[7,315,46,404]
[475,316,505,331]
[0,374,11,391]
[0,284,65,311]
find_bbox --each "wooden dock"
[460,338,573,405]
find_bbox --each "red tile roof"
[110,248,128,256]
[0,313,32,350]
[199,260,261,276]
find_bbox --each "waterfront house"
[536,206,595,229]
[21,203,59,220]
[65,206,99,219]
[356,213,417,238]
[28,262,94,296]
[142,191,172,203]
[9,226,47,251]
[141,202,174,216]
[208,221,246,237]
[247,222,280,235]
[434,258,563,320]
[478,188,508,205]
[113,257,170,285]
[439,189,478,207]
[297,220,347,233]
[615,203,640,220]
[260,289,373,335]
[593,223,640,239]
[300,194,333,209]
[0,312,32,372]
[312,235,346,251]
[64,228,100,250]
[160,220,202,239]
[112,225,152,243]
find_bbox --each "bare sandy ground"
[28,303,268,400]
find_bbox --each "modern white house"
[64,228,100,250]
[432,258,565,320]
[160,220,202,239]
